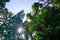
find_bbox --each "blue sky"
[6,0,38,14]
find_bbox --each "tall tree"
[25,0,60,40]
[0,0,13,40]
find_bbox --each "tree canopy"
[25,0,60,40]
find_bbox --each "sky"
[6,0,38,15]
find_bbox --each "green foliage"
[0,0,14,40]
[32,2,42,15]
[0,0,12,23]
[51,0,60,9]
[41,7,60,28]
[0,0,10,8]
[33,31,43,40]
[0,8,13,24]
[32,2,39,15]
[51,0,60,4]
[26,13,32,19]
[25,0,60,40]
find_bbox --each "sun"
[17,27,25,33]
